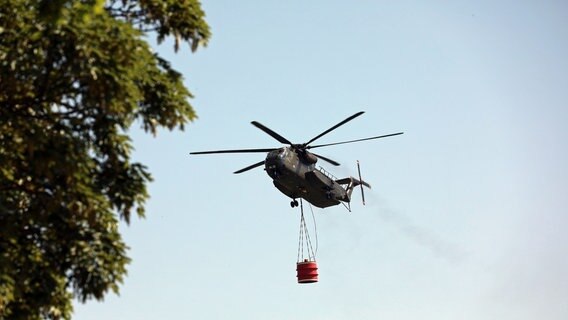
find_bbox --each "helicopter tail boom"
[336,176,370,205]
[335,177,371,189]
[335,161,370,206]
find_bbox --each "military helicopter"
[190,111,403,210]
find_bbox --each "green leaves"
[139,0,211,52]
[0,0,210,318]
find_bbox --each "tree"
[0,0,210,318]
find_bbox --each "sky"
[75,1,568,319]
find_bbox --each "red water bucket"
[296,260,318,283]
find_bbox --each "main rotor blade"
[233,160,265,174]
[307,132,404,149]
[304,111,365,146]
[311,152,340,166]
[251,121,293,145]
[190,148,277,155]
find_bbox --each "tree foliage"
[0,0,210,318]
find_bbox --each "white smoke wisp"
[369,194,467,264]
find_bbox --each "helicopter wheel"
[290,200,299,207]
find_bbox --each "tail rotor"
[357,160,366,205]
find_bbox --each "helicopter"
[190,111,403,210]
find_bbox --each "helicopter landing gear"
[290,199,299,208]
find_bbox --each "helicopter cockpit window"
[279,148,288,158]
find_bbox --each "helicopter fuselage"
[264,147,348,208]
[190,111,400,210]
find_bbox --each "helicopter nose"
[265,150,284,176]
[265,151,283,167]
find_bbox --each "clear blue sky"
[75,1,568,319]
